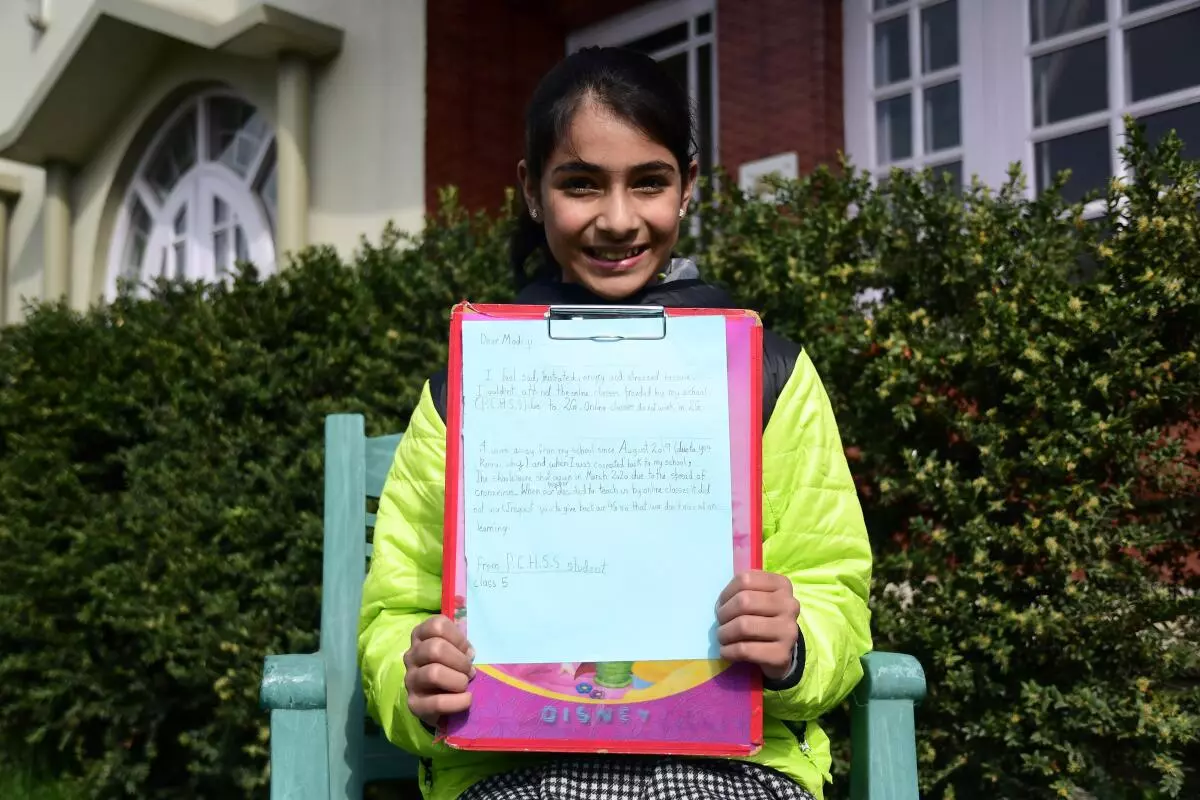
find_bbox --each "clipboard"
[439,301,764,756]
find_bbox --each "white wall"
[0,1,96,129]
[0,1,238,129]
[249,0,428,254]
[0,159,45,324]
[0,0,92,322]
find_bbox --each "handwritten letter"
[460,315,734,664]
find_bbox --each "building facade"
[1,0,1197,325]
[0,0,425,324]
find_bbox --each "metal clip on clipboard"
[545,305,667,342]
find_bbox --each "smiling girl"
[359,46,873,800]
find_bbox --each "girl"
[359,46,872,800]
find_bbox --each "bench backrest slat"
[321,415,416,798]
[365,435,403,499]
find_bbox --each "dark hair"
[511,46,699,288]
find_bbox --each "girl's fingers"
[410,690,473,725]
[412,614,471,654]
[717,614,790,645]
[411,662,471,695]
[716,589,782,623]
[411,636,474,675]
[716,571,783,607]
[719,641,792,674]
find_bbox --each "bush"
[0,193,514,798]
[1,125,1197,799]
[687,120,1200,798]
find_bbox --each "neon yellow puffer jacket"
[358,349,873,800]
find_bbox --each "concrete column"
[43,161,72,303]
[0,175,23,326]
[0,197,10,326]
[276,53,312,258]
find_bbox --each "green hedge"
[688,123,1200,798]
[0,204,515,798]
[1,123,1197,798]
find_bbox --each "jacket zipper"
[421,757,434,792]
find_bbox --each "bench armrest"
[261,653,327,711]
[854,651,926,704]
[850,651,925,800]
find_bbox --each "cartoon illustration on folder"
[476,660,724,704]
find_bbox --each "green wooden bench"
[260,414,926,800]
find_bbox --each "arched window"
[108,90,277,295]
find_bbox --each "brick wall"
[425,0,648,213]
[424,2,558,213]
[716,0,844,180]
[425,0,846,211]
[556,0,648,30]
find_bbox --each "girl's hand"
[715,571,801,681]
[403,614,475,727]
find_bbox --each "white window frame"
[1025,0,1200,197]
[858,0,967,178]
[845,0,1200,201]
[567,0,719,172]
[105,89,277,300]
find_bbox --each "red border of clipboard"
[441,301,764,755]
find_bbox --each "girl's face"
[519,100,698,300]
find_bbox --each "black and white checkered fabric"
[458,756,817,800]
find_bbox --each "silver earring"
[679,208,686,219]
[530,208,540,221]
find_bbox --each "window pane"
[1036,126,1111,202]
[877,94,913,163]
[235,226,250,263]
[875,16,911,86]
[1139,102,1200,161]
[624,22,688,55]
[257,148,278,227]
[124,233,146,277]
[213,228,229,275]
[1127,0,1173,12]
[213,196,228,225]
[173,206,187,236]
[928,160,964,192]
[208,96,269,178]
[696,13,711,35]
[146,108,198,201]
[124,198,152,275]
[1030,0,1106,42]
[698,43,714,174]
[173,241,187,278]
[922,1,959,73]
[659,51,688,96]
[875,0,907,8]
[924,80,961,152]
[1032,38,1108,126]
[1127,8,1200,103]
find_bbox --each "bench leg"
[270,708,332,800]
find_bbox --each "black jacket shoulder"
[762,329,802,427]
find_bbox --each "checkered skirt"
[458,756,817,800]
